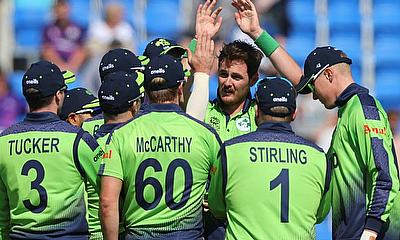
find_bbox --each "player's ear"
[291,108,297,121]
[249,72,259,87]
[67,113,80,127]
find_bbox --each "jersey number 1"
[270,168,289,223]
[21,160,48,213]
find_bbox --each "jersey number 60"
[135,158,193,210]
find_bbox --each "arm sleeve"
[99,133,124,181]
[0,175,10,240]
[186,72,210,121]
[254,31,279,57]
[208,145,227,219]
[352,103,400,232]
[316,154,332,223]
[74,131,105,192]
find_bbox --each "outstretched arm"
[232,0,302,85]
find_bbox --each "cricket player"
[208,77,331,239]
[0,61,104,239]
[99,55,221,240]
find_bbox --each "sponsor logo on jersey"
[102,63,114,71]
[236,116,250,132]
[273,96,288,102]
[103,149,112,159]
[151,68,166,75]
[94,149,105,162]
[26,79,39,85]
[364,124,386,135]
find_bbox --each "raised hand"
[195,0,223,39]
[187,33,215,75]
[232,0,263,39]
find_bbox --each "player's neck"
[104,111,133,124]
[222,101,245,117]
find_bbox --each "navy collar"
[257,121,294,134]
[95,123,120,139]
[213,91,253,114]
[25,112,60,123]
[335,83,369,107]
[145,103,183,112]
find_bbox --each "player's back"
[82,113,104,136]
[102,104,221,239]
[215,122,330,240]
[0,113,97,239]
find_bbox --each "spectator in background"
[0,69,26,132]
[86,2,135,54]
[41,0,87,72]
[82,2,136,94]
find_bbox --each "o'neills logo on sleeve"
[364,124,386,135]
[26,79,39,85]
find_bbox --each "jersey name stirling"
[100,104,221,239]
[208,122,331,240]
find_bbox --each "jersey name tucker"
[9,138,60,156]
[249,146,307,164]
[136,136,192,153]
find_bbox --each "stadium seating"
[145,0,181,39]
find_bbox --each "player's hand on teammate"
[187,33,215,75]
[195,0,222,39]
[232,0,263,40]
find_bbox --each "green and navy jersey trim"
[94,123,121,140]
[225,122,324,152]
[0,112,81,137]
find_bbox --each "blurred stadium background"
[1,0,400,238]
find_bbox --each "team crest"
[236,117,250,132]
[209,117,220,131]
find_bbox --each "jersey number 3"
[21,160,48,213]
[135,158,193,210]
[270,168,289,223]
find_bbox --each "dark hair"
[218,40,263,79]
[25,88,54,111]
[146,77,179,103]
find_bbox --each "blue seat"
[329,1,360,34]
[145,0,181,38]
[69,0,91,28]
[8,71,25,99]
[285,33,315,66]
[287,0,316,31]
[15,28,42,49]
[374,36,400,69]
[330,34,361,66]
[373,2,400,35]
[375,70,400,102]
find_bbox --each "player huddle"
[1,1,399,240]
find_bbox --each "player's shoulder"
[1,118,81,137]
[224,130,324,153]
[84,113,104,123]
[177,111,222,141]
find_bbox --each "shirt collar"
[145,103,183,112]
[25,112,60,123]
[95,123,120,139]
[335,83,369,107]
[256,121,294,134]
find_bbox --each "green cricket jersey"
[208,122,331,240]
[0,112,104,239]
[100,104,221,239]
[83,123,121,240]
[82,113,104,136]
[205,95,257,142]
[328,84,399,239]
